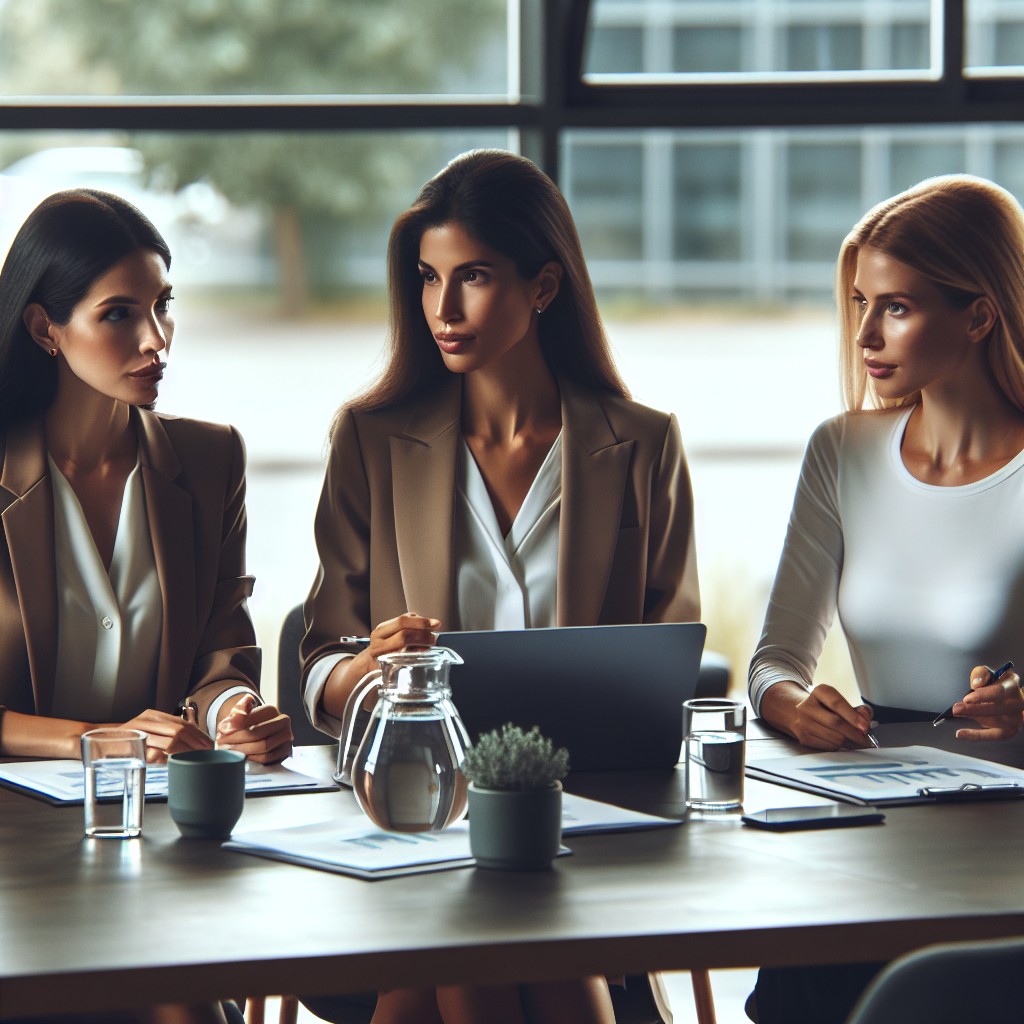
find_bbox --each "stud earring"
[49,348,57,357]
[535,306,544,314]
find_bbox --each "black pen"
[931,660,1014,727]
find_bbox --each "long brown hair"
[837,174,1024,412]
[338,149,628,426]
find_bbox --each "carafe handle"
[334,669,383,786]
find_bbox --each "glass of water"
[81,729,147,838]
[683,698,746,811]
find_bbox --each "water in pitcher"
[352,707,468,832]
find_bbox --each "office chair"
[844,936,1024,1024]
[277,602,333,747]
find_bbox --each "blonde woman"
[747,174,1024,1023]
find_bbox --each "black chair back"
[277,603,333,747]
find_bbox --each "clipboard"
[746,746,1024,807]
[916,783,1024,803]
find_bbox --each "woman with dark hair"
[0,189,292,764]
[300,150,699,1023]
[0,188,294,1023]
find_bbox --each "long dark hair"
[342,149,628,420]
[0,188,171,427]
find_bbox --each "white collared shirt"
[304,432,564,734]
[454,432,562,631]
[50,456,163,724]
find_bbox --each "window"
[4,0,1024,698]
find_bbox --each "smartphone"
[741,804,885,831]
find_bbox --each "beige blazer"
[0,408,261,730]
[301,375,699,677]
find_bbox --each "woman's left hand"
[216,693,294,763]
[952,665,1024,741]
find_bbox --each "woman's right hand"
[120,709,213,764]
[325,613,441,719]
[761,681,873,750]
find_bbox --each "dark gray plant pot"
[468,781,562,870]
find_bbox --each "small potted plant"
[460,723,570,870]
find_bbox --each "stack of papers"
[223,792,682,879]
[0,758,333,804]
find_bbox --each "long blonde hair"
[837,174,1024,412]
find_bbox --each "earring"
[49,348,57,358]
[535,306,544,314]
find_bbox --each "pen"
[931,660,1014,727]
[177,699,199,726]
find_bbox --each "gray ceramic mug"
[167,749,246,839]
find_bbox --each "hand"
[341,612,440,694]
[951,665,1024,741]
[762,681,873,751]
[120,708,213,764]
[325,613,441,720]
[216,693,293,764]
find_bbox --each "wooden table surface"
[2,723,1023,1018]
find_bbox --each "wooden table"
[2,724,1024,1018]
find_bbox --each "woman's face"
[852,246,984,401]
[418,221,547,375]
[49,248,174,407]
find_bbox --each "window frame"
[0,1,1019,182]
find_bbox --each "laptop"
[438,622,707,772]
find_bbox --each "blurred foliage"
[0,0,507,306]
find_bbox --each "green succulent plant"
[460,723,570,791]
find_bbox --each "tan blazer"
[0,408,261,730]
[301,375,699,678]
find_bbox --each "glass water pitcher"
[350,647,470,832]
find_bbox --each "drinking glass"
[683,698,746,810]
[81,728,146,838]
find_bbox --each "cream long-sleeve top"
[303,433,563,736]
[748,407,1024,717]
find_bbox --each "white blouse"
[305,432,564,735]
[454,432,561,631]
[50,457,163,724]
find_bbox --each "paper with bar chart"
[747,745,1024,805]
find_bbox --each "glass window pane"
[0,1,509,96]
[586,26,644,74]
[785,143,862,261]
[785,25,862,73]
[565,143,644,260]
[585,0,934,78]
[890,140,967,194]
[966,0,1024,75]
[891,23,930,70]
[673,144,743,260]
[673,27,744,74]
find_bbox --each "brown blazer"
[0,408,261,731]
[301,375,700,681]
